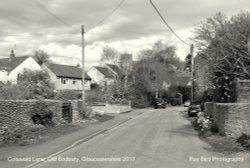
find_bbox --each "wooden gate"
[62,102,72,123]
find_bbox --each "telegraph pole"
[248,37,250,52]
[81,25,85,110]
[190,44,194,102]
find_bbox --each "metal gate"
[62,102,72,123]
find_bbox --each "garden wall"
[0,100,62,132]
[69,101,132,121]
[86,102,132,115]
[204,102,250,137]
[204,102,214,118]
[236,79,250,102]
[105,104,132,114]
[70,100,83,122]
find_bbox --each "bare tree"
[33,50,50,65]
[100,46,119,65]
[193,11,250,102]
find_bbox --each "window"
[17,74,21,81]
[73,80,77,85]
[61,78,67,84]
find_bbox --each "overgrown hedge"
[55,90,81,101]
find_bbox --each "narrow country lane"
[32,107,249,168]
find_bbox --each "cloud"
[0,0,249,65]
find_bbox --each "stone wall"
[62,100,132,123]
[70,100,83,123]
[89,104,132,114]
[204,102,250,137]
[204,102,214,118]
[0,100,62,132]
[89,104,106,115]
[105,104,132,114]
[236,79,250,102]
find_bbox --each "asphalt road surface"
[32,107,249,168]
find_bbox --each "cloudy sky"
[0,0,249,68]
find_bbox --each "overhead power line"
[0,33,81,38]
[30,0,77,31]
[1,0,126,37]
[86,0,126,33]
[149,0,190,46]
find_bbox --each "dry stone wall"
[204,102,214,118]
[0,100,62,132]
[70,100,83,123]
[236,79,250,102]
[204,102,250,137]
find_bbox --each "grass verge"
[180,110,246,154]
[0,114,114,147]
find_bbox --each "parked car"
[154,98,166,109]
[183,100,191,107]
[188,101,201,117]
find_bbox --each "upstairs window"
[73,80,77,85]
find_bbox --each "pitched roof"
[93,66,115,78]
[47,63,91,80]
[0,56,29,71]
[105,64,123,76]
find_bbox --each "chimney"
[9,49,15,62]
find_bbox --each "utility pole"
[81,25,85,111]
[155,87,159,98]
[248,37,250,52]
[190,44,194,102]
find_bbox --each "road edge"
[24,111,144,168]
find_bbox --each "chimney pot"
[9,49,15,62]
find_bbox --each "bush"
[237,133,250,149]
[0,83,31,100]
[131,97,150,108]
[108,98,129,105]
[0,70,55,100]
[194,112,213,136]
[0,125,45,146]
[18,70,55,99]
[30,101,54,127]
[2,127,28,145]
[55,90,81,101]
[85,88,104,103]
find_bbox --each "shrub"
[85,89,104,103]
[0,84,31,100]
[2,127,27,145]
[0,125,45,146]
[55,90,81,101]
[0,70,55,100]
[30,101,54,127]
[18,69,55,99]
[108,98,129,105]
[237,133,250,149]
[131,97,150,108]
[83,106,95,118]
[194,112,213,136]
